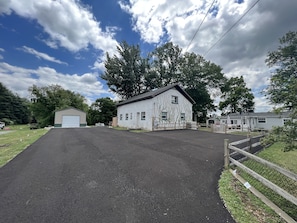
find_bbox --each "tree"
[29,85,88,127]
[0,82,30,124]
[219,76,254,114]
[262,31,297,151]
[102,42,228,121]
[101,41,148,99]
[148,42,183,87]
[265,31,297,109]
[180,52,227,121]
[87,97,117,125]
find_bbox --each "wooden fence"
[224,138,297,223]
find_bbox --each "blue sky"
[1,0,297,112]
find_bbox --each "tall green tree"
[219,76,254,115]
[29,85,88,127]
[148,42,183,87]
[101,41,148,99]
[262,31,297,151]
[103,42,229,121]
[265,31,297,109]
[87,97,117,125]
[0,82,30,124]
[180,52,227,121]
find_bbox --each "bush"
[1,118,14,125]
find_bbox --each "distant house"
[219,112,291,131]
[116,84,195,131]
[54,108,87,128]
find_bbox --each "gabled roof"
[117,84,195,107]
[55,107,86,114]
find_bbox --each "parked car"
[0,122,5,130]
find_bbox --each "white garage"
[54,108,87,128]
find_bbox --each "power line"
[185,0,216,52]
[204,0,261,56]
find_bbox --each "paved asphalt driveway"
[0,128,245,223]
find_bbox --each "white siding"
[257,117,284,130]
[152,89,192,124]
[117,99,153,130]
[117,88,193,131]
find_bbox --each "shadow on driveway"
[0,128,245,223]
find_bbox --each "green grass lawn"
[0,125,48,167]
[229,131,264,137]
[219,142,297,223]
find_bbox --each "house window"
[283,119,290,124]
[141,112,146,120]
[120,114,123,120]
[181,113,185,121]
[172,96,178,104]
[161,112,167,120]
[231,120,237,124]
[125,113,129,120]
[130,113,133,120]
[258,117,266,123]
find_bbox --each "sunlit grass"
[0,125,48,167]
[219,142,297,222]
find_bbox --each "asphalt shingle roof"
[117,84,195,107]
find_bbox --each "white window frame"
[130,113,133,120]
[125,113,129,120]
[283,118,290,124]
[161,112,167,120]
[171,96,178,104]
[141,112,146,120]
[258,117,266,123]
[180,113,185,121]
[120,114,123,120]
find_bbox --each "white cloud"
[18,46,68,65]
[0,48,4,60]
[0,0,11,14]
[0,62,113,103]
[120,0,297,112]
[2,0,118,55]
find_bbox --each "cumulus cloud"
[2,0,118,54]
[18,46,68,65]
[0,62,112,102]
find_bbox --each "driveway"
[0,128,245,223]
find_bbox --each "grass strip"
[0,125,48,167]
[219,142,297,222]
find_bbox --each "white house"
[219,111,291,131]
[116,84,195,131]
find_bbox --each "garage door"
[62,116,80,128]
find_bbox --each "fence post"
[248,132,252,152]
[224,139,230,169]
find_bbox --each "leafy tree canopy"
[265,31,297,110]
[29,84,88,127]
[101,41,148,100]
[0,82,30,124]
[263,31,297,151]
[219,76,254,115]
[102,41,228,120]
[87,97,116,125]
